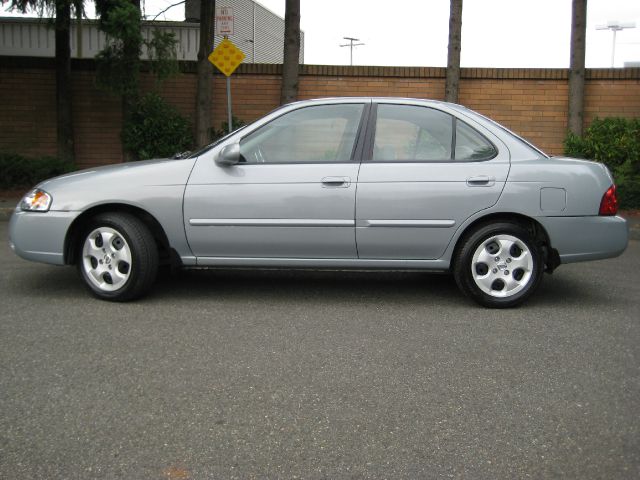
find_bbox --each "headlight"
[20,188,52,212]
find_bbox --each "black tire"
[453,222,544,308]
[77,212,158,301]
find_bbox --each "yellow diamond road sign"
[208,38,245,77]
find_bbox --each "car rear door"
[355,101,510,260]
[183,101,369,262]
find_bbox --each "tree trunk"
[568,0,587,136]
[445,0,463,103]
[280,0,300,105]
[122,0,142,161]
[55,0,74,163]
[196,0,215,147]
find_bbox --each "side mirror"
[215,143,241,166]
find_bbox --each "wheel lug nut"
[108,265,112,270]
[506,258,512,263]
[492,268,498,274]
[99,259,103,264]
[495,257,500,262]
[504,270,510,275]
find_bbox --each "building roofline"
[0,16,201,28]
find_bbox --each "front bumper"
[9,209,80,265]
[538,215,629,264]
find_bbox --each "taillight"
[599,185,618,216]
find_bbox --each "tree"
[95,0,181,160]
[280,0,300,104]
[568,0,587,136]
[54,0,74,163]
[445,0,463,103]
[11,0,76,163]
[195,0,215,147]
[95,0,142,160]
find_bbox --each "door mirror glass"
[215,143,241,166]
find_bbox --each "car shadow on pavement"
[150,267,615,309]
[152,268,462,306]
[525,272,617,308]
[4,263,86,299]
[5,262,618,309]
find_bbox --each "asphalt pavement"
[1,220,639,479]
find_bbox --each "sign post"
[210,8,244,134]
[226,76,232,135]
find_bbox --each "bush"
[0,153,75,189]
[122,93,194,160]
[564,117,640,209]
[210,116,247,142]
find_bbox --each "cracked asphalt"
[1,220,639,479]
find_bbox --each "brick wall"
[1,57,638,167]
[1,67,58,159]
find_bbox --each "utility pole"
[596,21,636,67]
[340,36,364,66]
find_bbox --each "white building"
[187,0,304,63]
[0,0,303,63]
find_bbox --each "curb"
[2,205,639,240]
[0,200,19,222]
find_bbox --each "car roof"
[287,97,455,108]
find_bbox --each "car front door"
[356,102,511,260]
[184,102,368,262]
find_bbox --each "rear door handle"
[466,175,495,187]
[321,176,351,188]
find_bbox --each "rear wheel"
[453,222,544,308]
[77,213,158,301]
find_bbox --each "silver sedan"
[9,98,628,307]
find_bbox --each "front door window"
[239,104,364,164]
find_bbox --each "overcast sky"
[243,0,640,68]
[5,0,640,67]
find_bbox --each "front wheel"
[77,213,158,301]
[453,222,544,308]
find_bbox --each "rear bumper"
[9,209,79,265]
[538,215,628,264]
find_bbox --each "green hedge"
[564,117,640,209]
[122,92,193,160]
[0,153,75,190]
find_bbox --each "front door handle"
[466,175,495,187]
[321,176,351,188]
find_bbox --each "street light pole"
[596,21,636,67]
[340,36,365,66]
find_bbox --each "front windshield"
[187,125,250,159]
